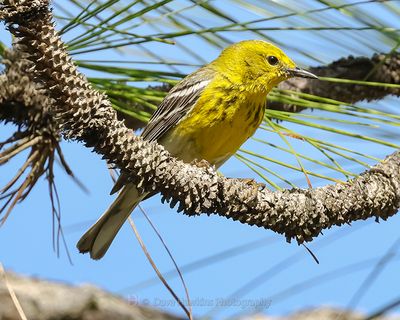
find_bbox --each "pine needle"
[0,263,28,320]
[128,217,193,320]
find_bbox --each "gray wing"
[110,67,215,195]
[141,66,215,142]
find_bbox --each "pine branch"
[1,1,400,245]
[0,45,79,234]
[270,53,400,112]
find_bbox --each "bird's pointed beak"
[286,67,318,79]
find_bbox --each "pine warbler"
[77,40,317,259]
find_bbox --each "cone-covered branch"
[1,1,400,244]
[0,45,80,232]
[270,52,400,112]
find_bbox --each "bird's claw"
[239,178,267,190]
[191,158,211,169]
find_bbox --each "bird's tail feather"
[77,183,145,260]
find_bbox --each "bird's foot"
[238,178,267,190]
[191,158,211,169]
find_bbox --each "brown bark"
[0,271,183,320]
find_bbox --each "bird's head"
[211,40,317,94]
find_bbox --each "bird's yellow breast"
[160,80,268,167]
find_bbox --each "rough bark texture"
[0,271,183,320]
[0,47,74,226]
[0,48,53,125]
[1,272,397,320]
[1,1,400,245]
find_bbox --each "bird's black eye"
[267,55,279,66]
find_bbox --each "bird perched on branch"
[77,40,317,259]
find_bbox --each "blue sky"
[1,1,400,319]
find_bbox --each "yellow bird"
[77,40,317,259]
